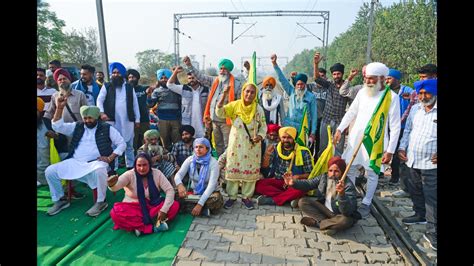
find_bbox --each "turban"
[53,68,72,82]
[109,62,127,77]
[365,62,389,77]
[126,69,140,80]
[156,69,172,79]
[328,156,347,173]
[330,63,345,74]
[180,125,195,136]
[414,79,437,96]
[218,58,234,72]
[267,123,281,134]
[294,73,308,84]
[79,105,100,119]
[278,126,297,139]
[144,129,160,139]
[388,69,402,80]
[262,76,276,88]
[37,97,45,112]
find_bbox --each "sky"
[45,0,399,74]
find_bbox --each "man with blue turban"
[384,68,414,186]
[146,68,181,151]
[97,62,141,170]
[183,55,249,156]
[397,78,437,251]
[271,54,318,147]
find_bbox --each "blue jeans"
[406,168,437,236]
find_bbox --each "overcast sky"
[46,0,399,73]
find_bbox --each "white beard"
[364,81,382,97]
[422,95,437,107]
[296,89,305,101]
[218,73,229,83]
[262,89,273,101]
[326,178,337,200]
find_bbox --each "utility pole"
[366,0,377,64]
[96,0,109,80]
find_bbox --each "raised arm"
[271,54,294,96]
[167,66,185,95]
[183,55,214,87]
[313,52,331,88]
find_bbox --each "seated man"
[174,138,223,216]
[260,123,281,178]
[45,102,126,217]
[137,129,175,182]
[168,125,195,169]
[285,157,360,235]
[256,126,314,206]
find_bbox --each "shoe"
[134,229,141,237]
[300,217,319,228]
[392,190,409,198]
[357,203,371,219]
[154,221,169,232]
[256,195,275,206]
[423,233,437,251]
[201,207,211,217]
[290,199,299,208]
[224,199,236,209]
[322,228,337,236]
[402,214,427,225]
[47,200,71,216]
[85,201,109,217]
[242,198,255,210]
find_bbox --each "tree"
[61,28,102,67]
[135,49,175,84]
[37,1,66,67]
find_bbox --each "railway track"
[356,185,435,266]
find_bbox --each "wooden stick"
[339,134,365,184]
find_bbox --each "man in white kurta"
[334,62,400,218]
[45,103,126,217]
[97,62,140,169]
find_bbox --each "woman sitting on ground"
[174,137,223,216]
[108,153,179,236]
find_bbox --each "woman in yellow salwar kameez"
[216,82,267,209]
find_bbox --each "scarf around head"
[224,82,259,124]
[276,142,314,168]
[134,153,163,225]
[190,138,212,195]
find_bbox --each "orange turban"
[37,97,45,112]
[262,76,276,88]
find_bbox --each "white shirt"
[337,87,400,182]
[96,83,140,142]
[51,118,126,179]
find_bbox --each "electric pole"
[96,0,109,80]
[366,0,377,64]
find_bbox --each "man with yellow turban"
[256,126,314,206]
[183,56,249,156]
[45,99,126,217]
[258,76,285,125]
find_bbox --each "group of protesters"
[37,52,437,250]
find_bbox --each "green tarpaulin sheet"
[38,178,193,265]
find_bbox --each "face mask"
[37,78,45,85]
[46,69,53,77]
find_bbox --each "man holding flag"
[334,62,400,218]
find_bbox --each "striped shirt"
[399,102,437,169]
